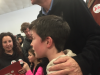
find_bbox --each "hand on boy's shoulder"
[48,56,83,75]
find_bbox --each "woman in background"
[0,32,29,70]
[17,35,24,48]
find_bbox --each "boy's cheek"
[32,47,34,50]
[35,51,43,58]
[34,51,38,57]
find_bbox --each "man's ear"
[46,36,53,48]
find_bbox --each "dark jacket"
[0,52,29,70]
[22,37,32,57]
[38,0,100,75]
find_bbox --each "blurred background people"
[17,35,24,48]
[20,22,32,57]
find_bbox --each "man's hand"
[48,56,83,75]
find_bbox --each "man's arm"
[64,0,100,74]
[37,0,100,74]
[48,0,100,75]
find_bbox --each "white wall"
[0,5,41,35]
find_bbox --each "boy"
[19,15,77,75]
[29,15,76,74]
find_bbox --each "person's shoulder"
[38,66,43,69]
[36,66,44,73]
[37,10,43,18]
[37,63,43,67]
[0,53,6,59]
[59,0,83,4]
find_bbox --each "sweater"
[46,49,76,74]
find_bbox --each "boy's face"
[30,30,47,58]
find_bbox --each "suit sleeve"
[65,0,100,74]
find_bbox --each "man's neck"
[47,47,64,61]
[38,0,52,12]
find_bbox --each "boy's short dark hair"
[20,22,30,33]
[29,15,70,52]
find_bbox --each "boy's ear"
[46,36,53,48]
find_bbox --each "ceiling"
[0,0,32,15]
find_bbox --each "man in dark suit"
[30,0,100,75]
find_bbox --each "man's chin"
[31,2,36,5]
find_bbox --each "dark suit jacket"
[37,0,100,75]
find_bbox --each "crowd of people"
[0,0,100,75]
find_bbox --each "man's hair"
[20,22,30,33]
[29,15,70,52]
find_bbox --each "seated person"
[0,32,29,70]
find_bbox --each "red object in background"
[0,61,24,75]
[87,0,100,26]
